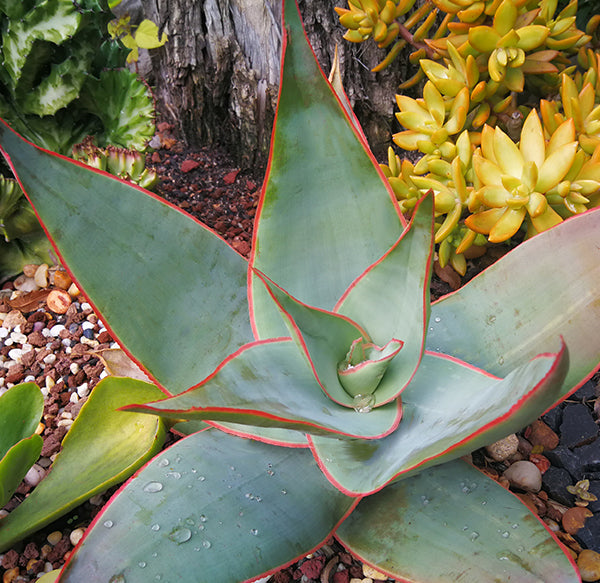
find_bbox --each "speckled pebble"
[578,549,600,581]
[503,460,542,492]
[47,531,62,545]
[486,434,519,461]
[69,528,85,546]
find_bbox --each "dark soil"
[0,131,598,582]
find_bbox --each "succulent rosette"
[0,1,599,582]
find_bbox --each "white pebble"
[7,348,23,362]
[4,337,13,346]
[70,527,85,546]
[61,412,73,419]
[40,386,49,397]
[80,337,99,347]
[13,324,22,334]
[0,380,4,390]
[23,375,35,383]
[70,362,79,374]
[58,417,74,426]
[24,464,45,487]
[10,331,27,344]
[41,328,52,338]
[68,393,79,404]
[0,327,7,339]
[99,370,108,379]
[81,302,92,311]
[88,493,104,505]
[45,376,55,389]
[43,354,56,365]
[50,324,66,337]
[81,321,94,331]
[0,509,9,519]
[77,383,89,398]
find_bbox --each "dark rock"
[542,405,563,433]
[587,480,600,513]
[574,512,600,553]
[572,380,599,402]
[545,446,584,480]
[542,466,575,506]
[576,440,600,474]
[559,403,598,448]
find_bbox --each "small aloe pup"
[0,1,599,581]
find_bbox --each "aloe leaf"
[0,435,43,509]
[0,377,167,551]
[0,382,43,457]
[128,338,401,439]
[57,429,357,583]
[337,458,579,583]
[0,120,254,395]
[250,0,402,338]
[310,346,567,495]
[429,208,600,394]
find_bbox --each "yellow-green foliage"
[337,0,600,274]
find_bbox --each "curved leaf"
[0,382,43,458]
[310,346,567,495]
[0,120,254,395]
[337,459,579,583]
[57,429,357,583]
[428,207,600,395]
[128,338,402,439]
[250,0,403,338]
[0,377,167,551]
[0,434,43,509]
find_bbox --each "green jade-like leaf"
[0,377,167,551]
[250,0,403,339]
[0,120,254,396]
[0,382,43,458]
[126,338,401,439]
[57,429,357,583]
[337,459,579,583]
[428,207,600,396]
[310,344,568,495]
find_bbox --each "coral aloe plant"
[0,1,599,582]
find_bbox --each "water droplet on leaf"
[353,393,375,414]
[168,526,192,544]
[151,523,160,531]
[250,528,259,536]
[103,520,114,528]
[138,562,146,568]
[158,458,169,467]
[200,515,207,522]
[470,531,480,541]
[143,481,164,493]
[166,471,181,479]
[202,540,212,548]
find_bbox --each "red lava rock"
[525,419,559,451]
[41,434,62,457]
[1,549,19,569]
[180,159,200,173]
[231,240,251,256]
[299,556,325,579]
[223,169,240,184]
[529,453,551,474]
[246,179,256,190]
[562,506,593,535]
[333,570,350,583]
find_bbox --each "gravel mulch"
[1,131,599,582]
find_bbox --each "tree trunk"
[140,0,411,168]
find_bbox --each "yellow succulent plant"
[465,109,597,242]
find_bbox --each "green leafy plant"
[337,0,600,274]
[0,0,155,155]
[0,1,599,582]
[0,383,43,509]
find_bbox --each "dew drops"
[266,469,275,477]
[230,466,236,471]
[353,393,375,414]
[158,458,169,467]
[481,500,487,506]
[143,481,164,493]
[498,356,505,365]
[501,531,510,539]
[281,489,287,495]
[434,316,441,323]
[200,514,207,522]
[138,562,147,568]
[202,540,212,549]
[470,531,480,541]
[166,471,181,479]
[151,523,160,531]
[462,525,469,531]
[198,476,206,482]
[250,528,259,536]
[420,495,430,506]
[511,523,519,529]
[487,315,496,325]
[168,526,192,544]
[185,518,195,526]
[103,520,114,528]
[175,455,182,463]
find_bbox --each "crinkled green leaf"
[0,120,254,394]
[0,377,167,551]
[57,429,357,583]
[310,346,567,495]
[128,338,401,439]
[428,208,600,395]
[250,0,402,338]
[337,459,579,583]
[78,69,155,150]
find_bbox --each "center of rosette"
[337,338,403,412]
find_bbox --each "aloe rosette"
[0,1,599,581]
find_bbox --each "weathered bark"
[139,0,411,168]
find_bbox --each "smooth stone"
[526,419,559,450]
[577,549,600,581]
[24,464,45,487]
[503,460,542,492]
[47,531,62,545]
[69,527,85,546]
[485,434,519,462]
[1,310,27,331]
[560,404,599,448]
[542,466,576,506]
